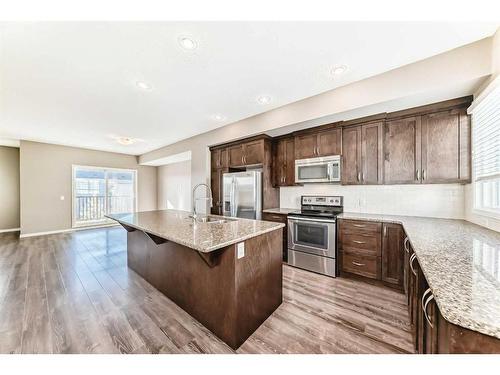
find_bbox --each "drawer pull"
[422,288,434,328]
[352,261,365,267]
[404,237,409,253]
[409,253,417,276]
[352,240,366,244]
[352,224,366,228]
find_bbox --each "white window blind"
[472,86,500,215]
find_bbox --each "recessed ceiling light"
[211,114,226,121]
[136,81,152,91]
[331,65,348,76]
[178,36,197,50]
[256,95,272,105]
[110,135,144,146]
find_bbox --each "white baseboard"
[19,223,119,238]
[0,228,20,234]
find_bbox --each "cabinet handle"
[352,240,366,244]
[352,261,365,267]
[352,224,366,228]
[383,226,387,237]
[422,288,435,328]
[422,169,426,181]
[357,172,361,182]
[404,237,409,253]
[409,253,417,276]
[416,169,420,181]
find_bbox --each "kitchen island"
[106,210,284,349]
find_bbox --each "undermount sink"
[189,215,237,224]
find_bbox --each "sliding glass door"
[72,165,137,227]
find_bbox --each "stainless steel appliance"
[288,195,343,277]
[222,170,262,220]
[295,155,341,183]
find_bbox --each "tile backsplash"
[280,183,465,219]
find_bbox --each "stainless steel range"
[287,195,343,277]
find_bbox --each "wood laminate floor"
[0,227,414,354]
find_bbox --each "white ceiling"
[0,22,497,155]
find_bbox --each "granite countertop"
[338,212,500,340]
[262,208,297,215]
[107,210,284,253]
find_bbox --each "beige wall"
[0,146,20,230]
[157,160,191,212]
[20,140,157,235]
[139,38,493,214]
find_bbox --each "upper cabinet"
[273,137,295,187]
[383,107,471,185]
[294,127,341,160]
[228,139,265,167]
[383,116,422,184]
[421,108,470,183]
[342,121,383,185]
[211,147,228,170]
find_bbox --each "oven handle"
[288,216,336,224]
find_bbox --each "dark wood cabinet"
[294,127,341,160]
[228,139,265,167]
[383,116,421,184]
[262,212,288,262]
[381,223,404,290]
[421,108,470,183]
[210,168,226,215]
[273,137,295,187]
[211,147,227,170]
[341,121,383,185]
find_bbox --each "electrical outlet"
[237,242,245,259]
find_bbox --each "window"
[72,165,137,227]
[472,86,500,217]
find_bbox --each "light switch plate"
[237,242,245,259]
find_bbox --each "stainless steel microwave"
[295,155,341,183]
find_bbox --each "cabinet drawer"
[339,232,381,256]
[340,219,382,234]
[262,212,287,224]
[341,252,380,279]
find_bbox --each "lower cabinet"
[262,212,288,262]
[404,235,500,354]
[338,219,404,291]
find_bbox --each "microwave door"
[296,162,329,183]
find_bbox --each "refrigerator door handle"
[232,178,238,217]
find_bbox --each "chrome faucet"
[191,183,213,219]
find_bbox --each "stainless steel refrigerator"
[222,170,262,220]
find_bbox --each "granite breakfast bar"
[106,210,284,349]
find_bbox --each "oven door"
[287,216,336,258]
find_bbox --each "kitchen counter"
[106,209,284,253]
[262,207,297,215]
[338,212,500,340]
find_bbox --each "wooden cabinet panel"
[243,140,264,165]
[341,252,381,279]
[284,138,295,185]
[421,109,470,183]
[362,122,384,184]
[211,148,228,170]
[228,145,244,167]
[294,133,317,159]
[339,232,381,256]
[381,223,404,290]
[210,168,226,215]
[317,128,341,156]
[273,137,295,186]
[262,212,288,262]
[339,219,382,234]
[383,116,421,184]
[341,126,361,184]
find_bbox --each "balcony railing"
[75,195,133,224]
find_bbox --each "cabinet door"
[274,139,286,186]
[341,126,361,184]
[284,137,295,185]
[219,148,228,169]
[242,140,264,165]
[421,109,470,183]
[228,145,244,167]
[294,133,317,159]
[361,122,384,184]
[317,128,341,156]
[381,223,404,289]
[210,149,220,170]
[383,116,422,184]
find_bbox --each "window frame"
[471,84,500,220]
[71,164,138,229]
